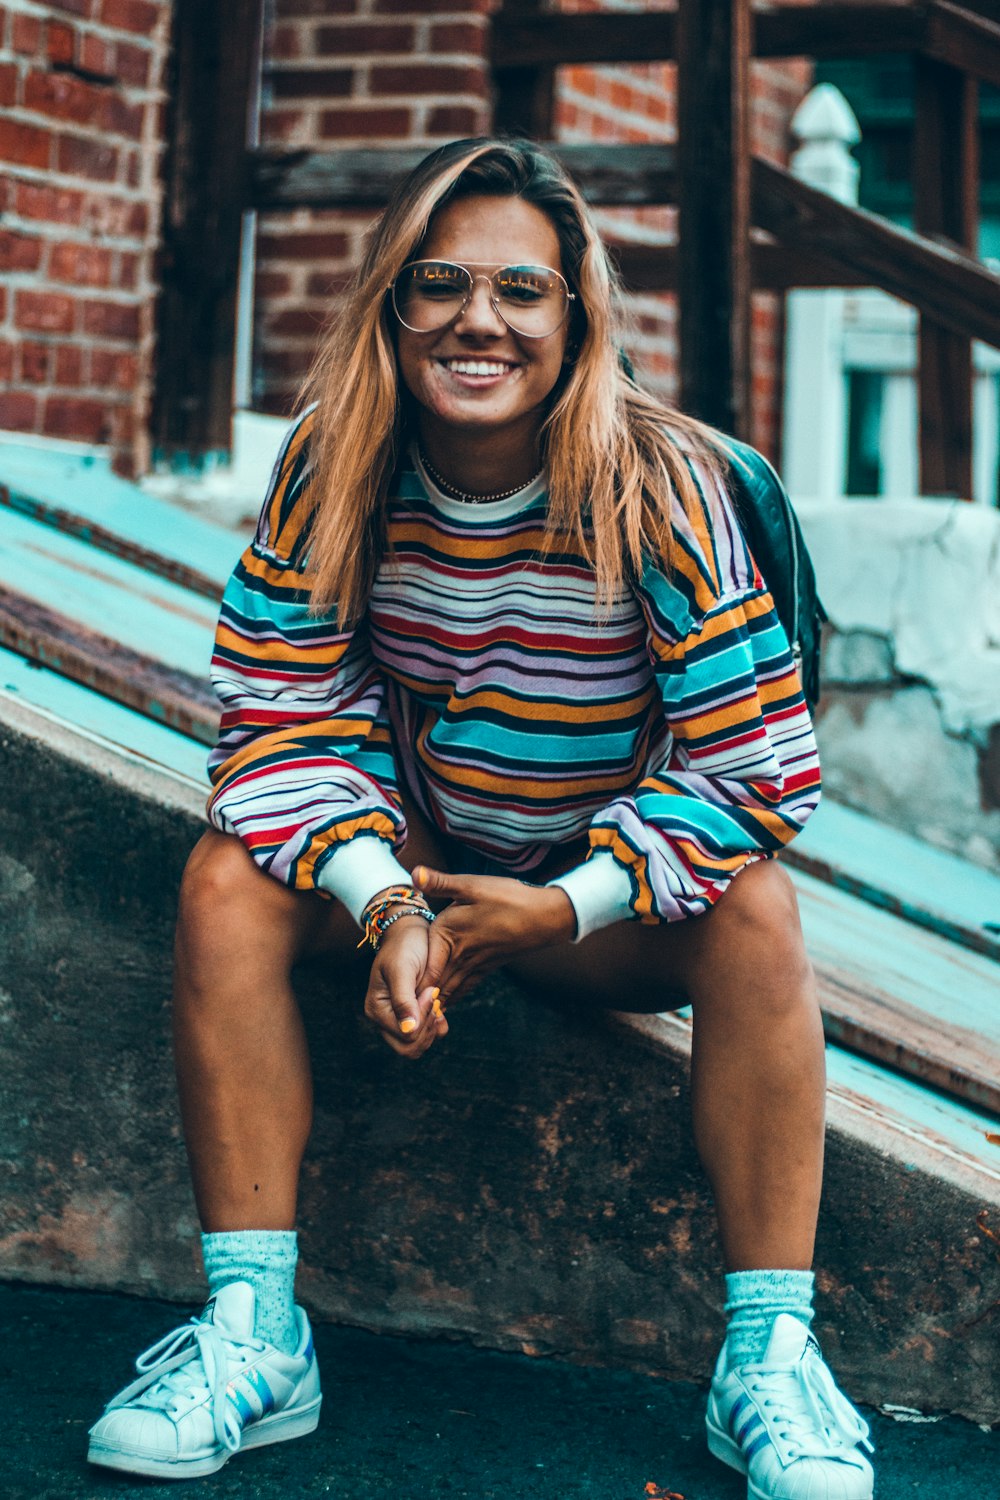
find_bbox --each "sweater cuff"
[316,836,413,925]
[546,853,635,941]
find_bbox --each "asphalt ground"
[2,1283,996,1500]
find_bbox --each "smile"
[437,358,519,378]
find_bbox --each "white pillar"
[781,85,861,502]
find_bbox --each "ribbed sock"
[723,1268,815,1370]
[201,1230,299,1355]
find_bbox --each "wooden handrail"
[491,1,1000,90]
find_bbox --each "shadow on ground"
[2,1283,996,1499]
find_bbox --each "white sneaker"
[706,1314,874,1500]
[87,1282,322,1479]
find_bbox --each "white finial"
[790,85,861,205]
[792,83,861,148]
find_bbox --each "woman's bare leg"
[173,815,449,1232]
[509,859,826,1271]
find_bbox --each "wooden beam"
[492,0,556,139]
[0,587,218,745]
[491,2,1000,90]
[248,144,677,212]
[152,0,264,465]
[677,0,752,438]
[914,55,979,497]
[609,239,874,293]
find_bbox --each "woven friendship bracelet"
[365,905,436,953]
[357,887,435,952]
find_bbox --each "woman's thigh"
[506,857,807,1014]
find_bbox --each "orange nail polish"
[400,1017,417,1034]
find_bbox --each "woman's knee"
[693,859,816,1006]
[175,831,304,974]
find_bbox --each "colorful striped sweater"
[207,408,821,939]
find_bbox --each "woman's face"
[394,194,572,445]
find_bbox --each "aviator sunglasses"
[390,260,576,339]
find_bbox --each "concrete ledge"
[1,698,998,1424]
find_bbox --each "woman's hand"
[414,865,576,1004]
[363,914,448,1059]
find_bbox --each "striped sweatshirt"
[207,408,821,939]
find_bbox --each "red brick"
[113,40,150,86]
[117,251,138,288]
[16,290,76,334]
[49,241,114,287]
[47,19,76,65]
[90,348,138,387]
[269,67,352,99]
[0,392,39,429]
[56,133,118,180]
[99,91,145,137]
[429,22,485,54]
[125,199,148,235]
[0,63,17,108]
[268,24,300,59]
[79,32,116,78]
[257,231,349,261]
[11,12,43,53]
[55,343,85,385]
[305,269,352,298]
[314,23,414,55]
[0,119,52,170]
[24,69,104,126]
[318,106,411,139]
[374,0,489,12]
[281,0,355,13]
[0,343,14,383]
[254,270,293,298]
[261,109,307,144]
[82,299,139,339]
[21,341,51,384]
[44,395,110,443]
[267,308,327,337]
[125,149,140,188]
[47,0,91,16]
[0,230,43,273]
[0,287,6,321]
[99,0,159,34]
[370,63,481,96]
[426,104,482,137]
[16,179,84,226]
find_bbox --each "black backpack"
[723,439,826,712]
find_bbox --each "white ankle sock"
[723,1268,815,1369]
[200,1230,299,1354]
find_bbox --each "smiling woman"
[86,139,874,1500]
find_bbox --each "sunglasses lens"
[393,262,471,331]
[493,266,568,336]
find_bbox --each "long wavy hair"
[299,137,731,622]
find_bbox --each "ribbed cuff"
[316,835,413,925]
[546,853,635,941]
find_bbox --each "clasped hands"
[362,865,576,1058]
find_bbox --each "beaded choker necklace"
[419,447,543,505]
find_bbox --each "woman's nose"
[453,275,506,335]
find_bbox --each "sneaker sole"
[706,1413,874,1500]
[87,1395,322,1480]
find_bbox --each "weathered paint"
[788,796,1000,962]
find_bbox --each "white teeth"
[442,360,512,377]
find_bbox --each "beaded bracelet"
[357,887,435,953]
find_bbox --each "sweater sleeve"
[548,452,822,938]
[206,410,411,917]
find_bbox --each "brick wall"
[0,0,171,475]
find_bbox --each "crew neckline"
[410,442,547,520]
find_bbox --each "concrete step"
[1,690,998,1424]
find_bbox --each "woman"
[88,138,874,1498]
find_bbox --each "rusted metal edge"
[784,844,1000,965]
[0,586,218,747]
[815,967,1000,1121]
[0,483,223,602]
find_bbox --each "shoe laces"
[747,1355,874,1464]
[105,1316,268,1453]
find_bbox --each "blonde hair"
[299,137,731,622]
